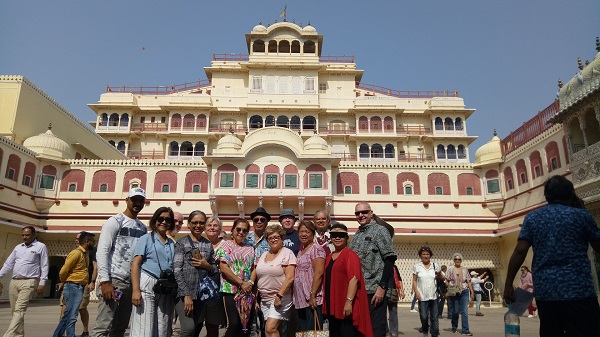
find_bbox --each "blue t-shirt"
[283,230,300,255]
[519,203,600,301]
[133,232,175,278]
[245,231,270,259]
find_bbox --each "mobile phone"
[114,290,123,301]
[191,248,202,259]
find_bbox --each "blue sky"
[1,1,599,156]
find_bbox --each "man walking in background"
[0,226,49,337]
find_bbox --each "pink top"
[255,247,297,302]
[293,243,326,309]
[519,271,534,293]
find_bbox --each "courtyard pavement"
[0,300,540,336]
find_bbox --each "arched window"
[249,115,263,129]
[457,145,466,159]
[436,144,446,159]
[304,41,316,54]
[276,115,289,128]
[455,117,463,131]
[101,113,108,126]
[194,142,205,156]
[183,114,195,129]
[171,114,182,128]
[359,144,370,158]
[371,144,383,158]
[405,186,413,195]
[109,113,119,126]
[291,40,300,53]
[384,117,394,132]
[384,144,395,158]
[120,114,129,126]
[434,117,443,130]
[303,116,316,130]
[447,145,456,159]
[344,186,352,194]
[181,141,193,156]
[265,115,275,127]
[435,187,443,195]
[196,114,207,128]
[268,40,278,53]
[290,116,301,130]
[117,141,126,154]
[359,116,368,131]
[279,40,290,53]
[466,187,473,195]
[370,117,382,131]
[109,140,116,147]
[444,117,454,131]
[100,184,108,192]
[253,40,265,53]
[375,186,382,194]
[169,141,179,156]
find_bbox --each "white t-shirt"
[471,277,484,292]
[413,261,440,301]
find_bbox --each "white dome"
[473,134,502,167]
[303,134,328,151]
[23,127,72,160]
[252,24,267,33]
[216,134,243,150]
[302,24,317,33]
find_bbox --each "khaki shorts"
[59,286,90,309]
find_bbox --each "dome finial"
[259,20,262,25]
[48,123,52,130]
[307,20,311,26]
[558,79,563,88]
[493,129,497,137]
[596,37,600,52]
[578,57,583,70]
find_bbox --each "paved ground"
[0,300,540,336]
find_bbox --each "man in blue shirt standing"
[504,175,600,337]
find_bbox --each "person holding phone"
[173,210,218,337]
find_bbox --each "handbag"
[295,309,328,337]
[447,284,461,297]
[198,275,219,301]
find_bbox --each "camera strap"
[151,231,173,276]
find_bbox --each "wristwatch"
[276,293,283,299]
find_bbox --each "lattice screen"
[393,242,501,302]
[46,240,75,257]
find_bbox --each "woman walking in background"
[519,266,537,317]
[446,253,474,336]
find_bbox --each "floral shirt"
[215,240,255,294]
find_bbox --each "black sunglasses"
[235,227,249,234]
[156,217,173,224]
[330,232,347,239]
[253,217,267,223]
[354,210,371,216]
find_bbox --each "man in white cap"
[93,188,148,337]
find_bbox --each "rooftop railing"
[106,79,211,95]
[356,82,459,99]
[501,100,559,156]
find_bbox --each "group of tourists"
[2,174,600,337]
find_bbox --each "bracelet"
[248,280,255,286]
[346,297,353,302]
[276,293,283,299]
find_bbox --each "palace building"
[1,22,598,300]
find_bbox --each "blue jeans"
[475,293,482,313]
[53,283,84,337]
[450,289,470,333]
[418,300,439,337]
[387,301,398,335]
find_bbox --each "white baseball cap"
[128,187,146,198]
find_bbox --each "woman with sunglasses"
[294,220,326,332]
[130,207,177,337]
[251,224,296,337]
[446,253,474,336]
[412,246,441,337]
[322,224,372,337]
[215,218,255,337]
[173,210,219,337]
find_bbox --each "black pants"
[327,315,357,337]
[437,295,446,317]
[537,297,600,337]
[367,293,388,337]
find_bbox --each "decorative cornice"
[69,158,208,167]
[0,135,38,157]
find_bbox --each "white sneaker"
[527,314,534,318]
[410,309,418,313]
[534,310,538,317]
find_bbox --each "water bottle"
[504,305,520,337]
